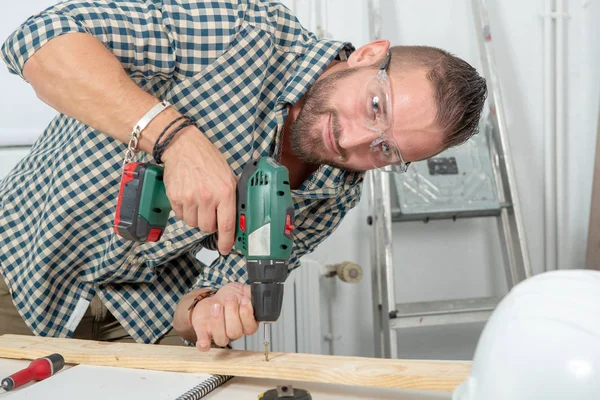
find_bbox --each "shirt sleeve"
[190,182,364,291]
[287,184,364,270]
[1,0,175,81]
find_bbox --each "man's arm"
[1,1,181,150]
[1,2,239,254]
[173,287,215,343]
[21,33,182,153]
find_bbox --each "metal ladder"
[367,0,534,359]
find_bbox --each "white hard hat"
[453,269,600,400]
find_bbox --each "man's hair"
[387,46,488,148]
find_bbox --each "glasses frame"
[366,52,411,174]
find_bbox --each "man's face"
[290,63,446,172]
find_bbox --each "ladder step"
[391,202,515,222]
[392,208,500,222]
[389,296,502,329]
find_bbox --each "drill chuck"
[248,259,288,322]
[251,283,284,322]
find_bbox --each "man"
[0,0,487,350]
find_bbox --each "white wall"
[0,1,58,145]
[1,0,599,359]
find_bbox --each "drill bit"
[263,322,271,361]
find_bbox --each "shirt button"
[164,240,173,248]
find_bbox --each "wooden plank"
[587,102,600,270]
[0,334,470,392]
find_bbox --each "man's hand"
[161,127,238,255]
[190,282,258,351]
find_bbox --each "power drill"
[114,158,294,359]
[234,157,294,360]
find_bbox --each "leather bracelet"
[152,117,194,164]
[187,289,217,326]
[152,115,188,155]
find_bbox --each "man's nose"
[338,127,380,150]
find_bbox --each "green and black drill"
[114,157,294,360]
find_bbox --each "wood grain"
[0,334,470,392]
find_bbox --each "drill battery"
[113,162,172,242]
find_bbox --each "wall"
[1,0,599,359]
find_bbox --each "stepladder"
[368,0,534,359]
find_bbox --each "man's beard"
[290,67,361,170]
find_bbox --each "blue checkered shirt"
[0,0,363,343]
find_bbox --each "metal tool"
[234,158,294,361]
[258,385,312,399]
[263,323,271,361]
[1,354,64,391]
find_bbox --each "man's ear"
[347,40,390,68]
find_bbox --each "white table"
[0,358,453,399]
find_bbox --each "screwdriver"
[1,353,64,391]
[263,322,271,361]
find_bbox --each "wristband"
[124,99,170,165]
[132,100,171,137]
[151,116,189,162]
[188,289,217,326]
[152,117,194,164]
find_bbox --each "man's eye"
[380,141,390,156]
[372,96,380,116]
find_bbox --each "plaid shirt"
[0,0,363,343]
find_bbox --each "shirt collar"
[277,39,354,106]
